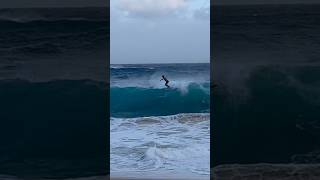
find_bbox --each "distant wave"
[0,18,108,57]
[111,65,155,70]
[0,7,108,23]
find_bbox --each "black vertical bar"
[0,5,110,179]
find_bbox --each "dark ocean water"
[212,5,320,166]
[0,7,108,82]
[0,8,108,178]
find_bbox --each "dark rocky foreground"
[212,164,320,180]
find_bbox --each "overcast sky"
[111,0,210,64]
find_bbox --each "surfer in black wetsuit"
[160,75,170,88]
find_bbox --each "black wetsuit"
[161,76,170,88]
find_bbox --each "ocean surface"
[110,63,210,178]
[0,7,108,81]
[212,4,320,166]
[0,8,108,178]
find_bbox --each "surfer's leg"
[165,82,170,88]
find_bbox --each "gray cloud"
[115,0,188,18]
[194,7,209,20]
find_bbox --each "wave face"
[111,84,209,118]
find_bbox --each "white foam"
[110,113,210,177]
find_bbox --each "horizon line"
[111,62,210,65]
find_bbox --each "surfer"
[160,75,170,88]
